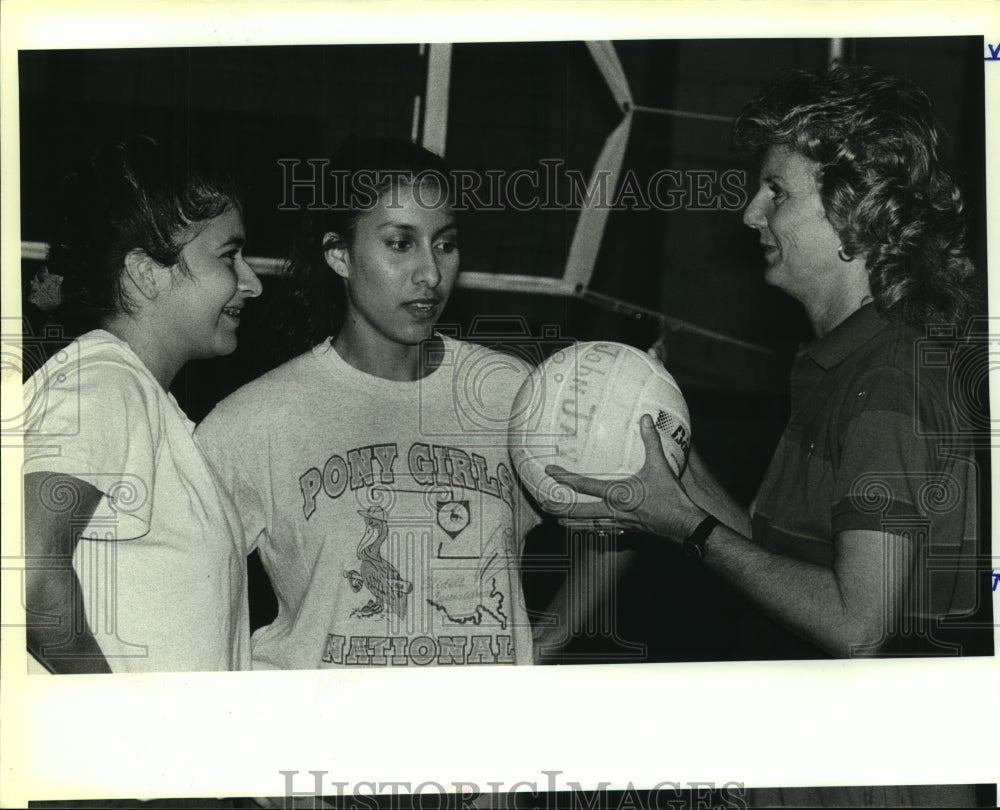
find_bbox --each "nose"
[412,243,442,289]
[743,187,769,230]
[236,256,263,298]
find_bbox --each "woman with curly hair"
[734,63,977,330]
[549,64,983,664]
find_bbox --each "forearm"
[700,524,878,657]
[683,449,752,537]
[533,538,635,661]
[26,571,112,674]
[24,472,110,673]
[634,458,861,655]
[548,420,900,658]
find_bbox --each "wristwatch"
[683,515,720,560]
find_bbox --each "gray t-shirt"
[196,336,539,670]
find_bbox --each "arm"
[684,523,911,657]
[682,447,752,538]
[24,472,112,673]
[532,535,635,662]
[195,409,265,557]
[548,415,914,657]
[644,343,752,537]
[533,445,745,661]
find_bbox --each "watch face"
[683,539,704,560]
[437,500,470,538]
[683,516,719,560]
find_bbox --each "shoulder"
[213,344,325,409]
[26,331,163,426]
[439,337,533,395]
[838,320,955,434]
[197,345,324,433]
[39,330,148,383]
[865,318,922,371]
[23,332,168,479]
[441,336,534,376]
[854,319,943,398]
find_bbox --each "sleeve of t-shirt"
[23,358,159,541]
[195,401,267,555]
[830,365,952,534]
[513,476,544,543]
[506,350,542,543]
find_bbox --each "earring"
[837,246,853,262]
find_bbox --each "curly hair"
[47,135,240,332]
[274,137,454,360]
[732,64,979,328]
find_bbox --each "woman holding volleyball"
[23,135,261,673]
[549,64,981,664]
[196,137,540,671]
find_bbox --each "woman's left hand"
[545,413,707,543]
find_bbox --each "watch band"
[683,515,720,560]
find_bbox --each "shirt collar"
[802,303,887,370]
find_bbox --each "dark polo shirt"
[748,304,978,655]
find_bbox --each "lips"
[402,298,442,318]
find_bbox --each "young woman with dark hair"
[197,137,540,671]
[23,135,262,673]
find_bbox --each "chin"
[399,327,436,345]
[210,335,239,357]
[762,263,787,289]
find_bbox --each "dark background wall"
[18,37,992,660]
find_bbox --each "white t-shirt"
[196,336,540,670]
[23,330,250,672]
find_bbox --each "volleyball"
[508,341,691,514]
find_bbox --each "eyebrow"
[376,220,458,237]
[216,234,246,250]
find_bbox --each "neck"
[806,299,858,339]
[332,327,439,382]
[103,313,183,390]
[806,269,873,339]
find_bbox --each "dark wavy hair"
[47,135,241,331]
[732,64,979,328]
[275,136,454,359]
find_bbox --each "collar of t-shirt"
[800,302,886,371]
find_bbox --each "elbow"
[24,571,71,642]
[823,612,890,659]
[25,569,61,619]
[25,626,50,665]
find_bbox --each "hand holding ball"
[508,341,691,515]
